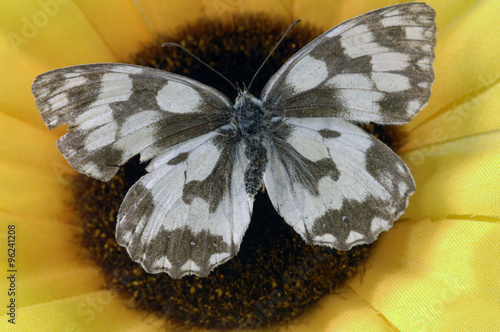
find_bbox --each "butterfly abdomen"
[234,91,270,195]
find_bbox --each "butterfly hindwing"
[117,132,253,278]
[32,63,233,181]
[264,117,414,250]
[261,2,436,124]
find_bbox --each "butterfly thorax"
[233,90,270,195]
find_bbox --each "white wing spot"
[185,142,220,182]
[64,75,88,88]
[405,27,427,40]
[327,73,373,90]
[338,89,384,116]
[339,25,388,57]
[418,82,430,89]
[371,217,390,234]
[380,15,406,27]
[422,44,433,52]
[396,163,406,174]
[76,105,114,130]
[84,122,117,152]
[181,259,201,272]
[287,127,330,162]
[313,233,336,244]
[346,231,364,245]
[81,161,102,179]
[407,99,422,115]
[153,256,172,269]
[372,73,410,92]
[99,73,133,104]
[336,171,369,202]
[417,57,432,70]
[398,181,409,196]
[48,94,69,109]
[63,72,82,79]
[371,52,410,71]
[285,55,328,93]
[339,23,371,38]
[209,252,231,265]
[156,81,202,113]
[120,111,161,136]
[110,66,144,74]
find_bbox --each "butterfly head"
[234,87,261,110]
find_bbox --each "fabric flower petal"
[403,0,500,132]
[1,0,498,331]
[287,287,392,331]
[71,0,155,57]
[348,217,500,331]
[401,132,500,220]
[0,113,74,218]
[134,0,205,35]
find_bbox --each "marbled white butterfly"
[32,3,436,278]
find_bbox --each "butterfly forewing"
[263,117,414,250]
[32,63,233,181]
[261,2,436,124]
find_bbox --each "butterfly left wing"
[32,63,253,278]
[117,132,253,278]
[263,117,414,250]
[261,2,436,124]
[32,63,233,181]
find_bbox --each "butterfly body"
[233,90,270,194]
[32,3,436,278]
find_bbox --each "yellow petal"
[71,0,155,57]
[401,82,500,152]
[287,287,393,331]
[401,132,500,219]
[349,217,500,331]
[293,0,480,31]
[199,0,294,19]
[0,291,166,331]
[0,113,75,218]
[405,0,500,132]
[0,1,112,126]
[134,0,205,36]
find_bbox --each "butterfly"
[32,2,436,278]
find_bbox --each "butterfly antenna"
[247,19,301,92]
[162,42,238,92]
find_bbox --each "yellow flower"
[1,0,499,331]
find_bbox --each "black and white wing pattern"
[262,2,435,124]
[263,117,415,250]
[32,64,253,278]
[32,2,436,278]
[261,3,435,249]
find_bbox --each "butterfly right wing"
[261,2,436,124]
[263,117,414,251]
